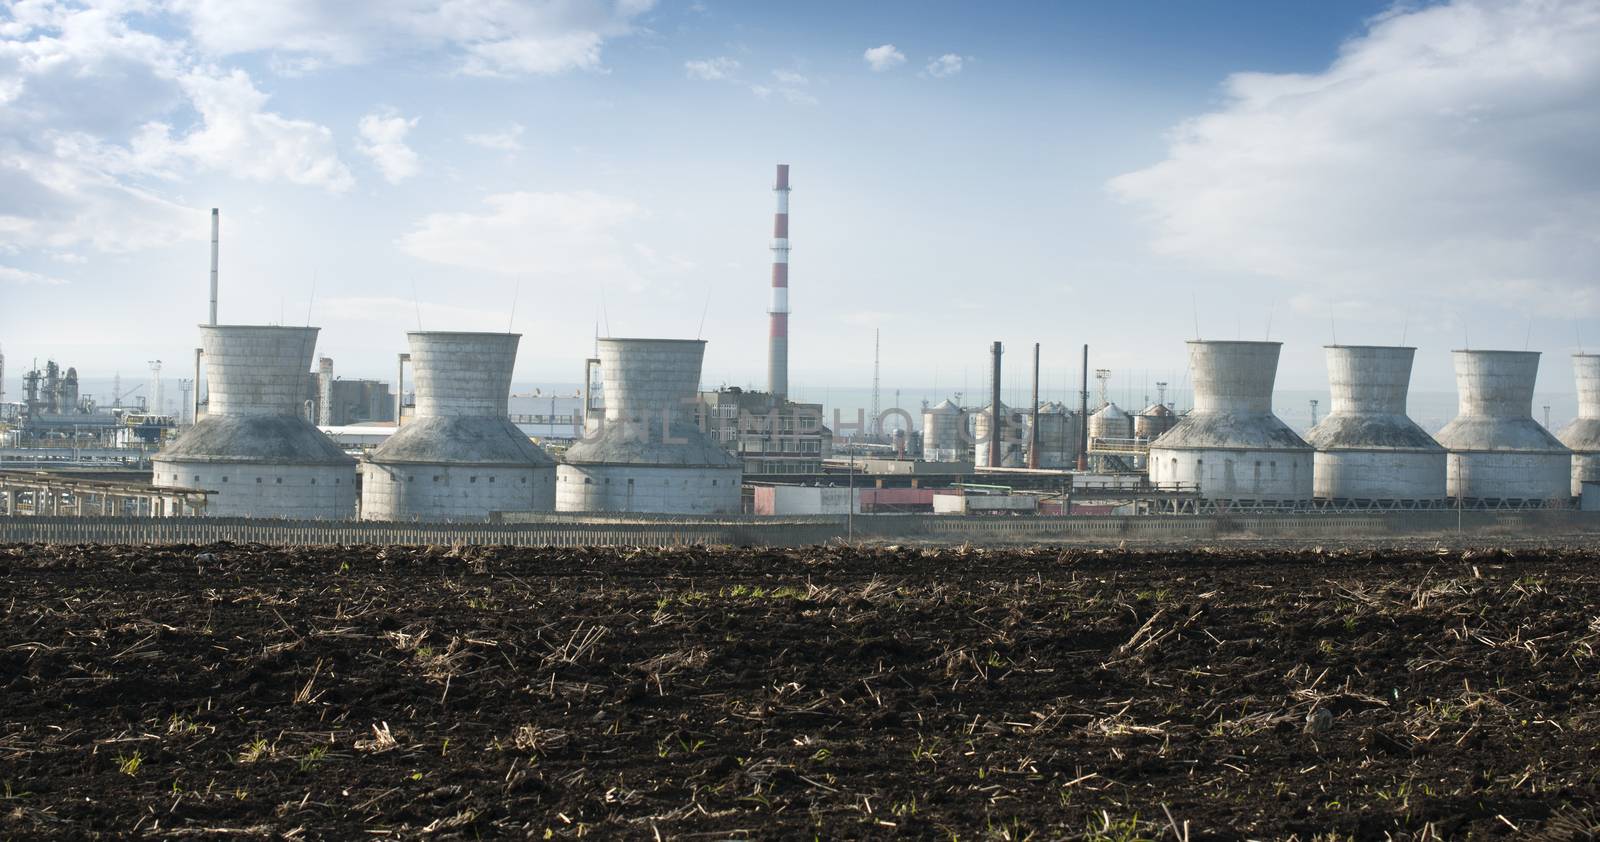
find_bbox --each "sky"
[2,0,1598,417]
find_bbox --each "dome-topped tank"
[1306,345,1446,501]
[558,338,741,513]
[1089,401,1133,442]
[973,402,1025,467]
[1558,353,1600,497]
[1147,341,1312,502]
[362,332,556,521]
[1029,401,1082,469]
[1434,350,1570,502]
[153,325,356,518]
[1134,402,1176,441]
[921,398,967,463]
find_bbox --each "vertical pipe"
[1077,344,1089,471]
[192,347,203,424]
[1029,342,1040,469]
[583,357,601,435]
[989,341,1003,469]
[769,164,791,402]
[395,353,408,428]
[208,208,219,326]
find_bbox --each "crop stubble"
[1,543,1598,839]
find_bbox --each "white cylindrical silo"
[557,338,741,513]
[1147,341,1312,502]
[362,332,556,521]
[1556,353,1600,497]
[1306,345,1446,501]
[1029,402,1081,469]
[921,399,966,462]
[154,325,356,518]
[1434,350,1570,502]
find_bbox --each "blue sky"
[3,0,1597,417]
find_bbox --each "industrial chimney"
[153,325,356,518]
[558,338,742,514]
[768,164,790,402]
[1434,350,1570,502]
[1557,353,1600,497]
[362,332,555,521]
[1147,340,1313,503]
[1306,345,1446,502]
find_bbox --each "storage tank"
[1089,402,1133,443]
[1030,402,1082,469]
[1558,353,1600,497]
[362,332,556,521]
[1434,350,1570,502]
[153,325,356,517]
[1305,345,1446,501]
[1134,402,1176,441]
[973,402,1025,467]
[558,338,741,513]
[1147,340,1312,502]
[921,399,966,462]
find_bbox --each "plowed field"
[2,543,1598,839]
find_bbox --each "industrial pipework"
[1306,345,1446,502]
[1434,350,1570,502]
[362,332,555,521]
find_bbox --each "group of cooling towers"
[147,322,1600,522]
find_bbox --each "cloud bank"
[1110,0,1600,318]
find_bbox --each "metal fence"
[2,510,1597,547]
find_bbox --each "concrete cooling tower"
[1306,345,1446,502]
[1556,353,1600,498]
[1147,340,1312,503]
[1434,350,1570,502]
[557,338,742,513]
[362,332,556,521]
[154,325,356,518]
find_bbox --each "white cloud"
[356,107,420,184]
[1110,0,1600,318]
[924,54,965,78]
[863,44,905,72]
[0,2,352,263]
[0,264,66,285]
[773,69,807,85]
[398,191,644,277]
[465,123,526,153]
[168,0,654,77]
[685,56,739,81]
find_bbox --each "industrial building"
[309,358,394,426]
[362,332,555,521]
[153,325,356,518]
[558,338,742,513]
[1147,340,1313,504]
[696,387,830,475]
[1306,345,1446,503]
[1558,354,1600,498]
[1031,401,1085,469]
[1434,350,1571,503]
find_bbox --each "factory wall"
[159,462,354,518]
[1313,451,1447,501]
[1149,448,1313,500]
[556,465,741,514]
[362,462,554,521]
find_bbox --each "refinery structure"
[3,166,1598,530]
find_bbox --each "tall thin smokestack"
[768,164,790,401]
[989,341,1003,469]
[1029,342,1040,469]
[209,208,219,326]
[1077,344,1089,471]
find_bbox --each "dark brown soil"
[3,543,1599,840]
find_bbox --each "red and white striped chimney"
[769,164,790,401]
